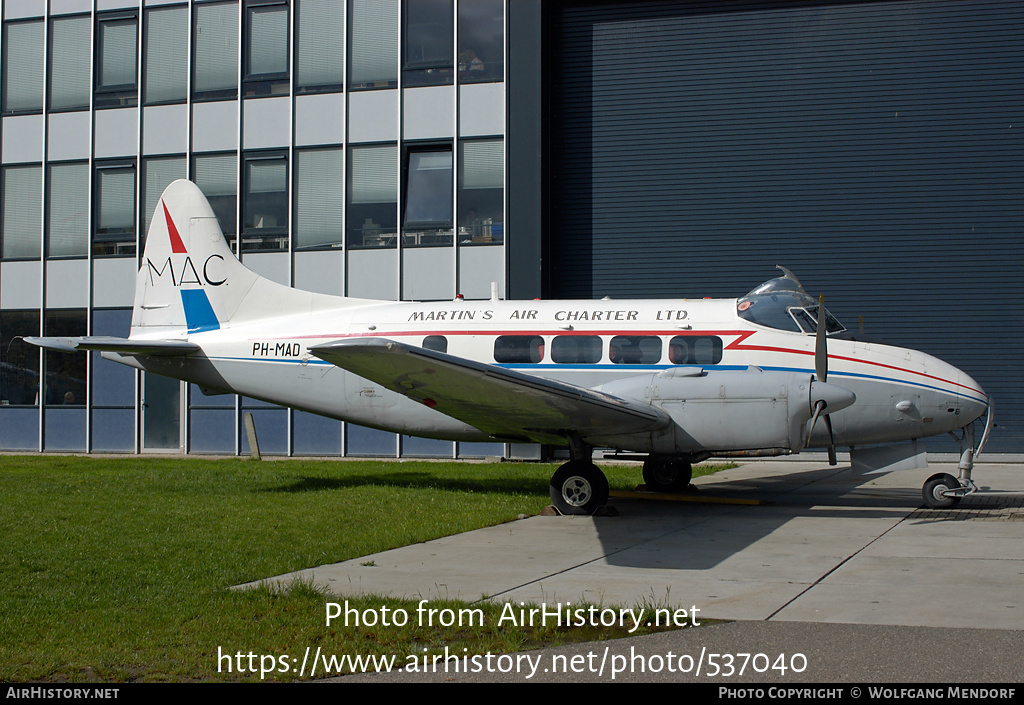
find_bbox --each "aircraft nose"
[957,369,989,424]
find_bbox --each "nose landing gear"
[922,411,991,509]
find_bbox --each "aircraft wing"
[23,336,199,356]
[309,338,670,444]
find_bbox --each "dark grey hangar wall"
[513,0,1022,453]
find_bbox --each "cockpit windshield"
[736,266,846,335]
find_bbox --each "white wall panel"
[294,249,344,296]
[45,259,88,308]
[403,86,454,141]
[458,245,503,301]
[94,109,139,159]
[143,105,189,155]
[47,112,91,161]
[92,258,137,308]
[460,83,505,137]
[0,261,41,308]
[348,90,398,143]
[242,97,291,150]
[403,248,453,301]
[295,93,345,147]
[192,101,239,153]
[347,248,397,300]
[1,116,43,163]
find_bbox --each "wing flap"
[309,338,670,443]
[24,336,199,356]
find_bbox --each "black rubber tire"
[549,461,610,515]
[922,472,962,509]
[642,457,693,493]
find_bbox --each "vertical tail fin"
[132,180,377,338]
[133,179,258,336]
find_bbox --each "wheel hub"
[562,476,592,506]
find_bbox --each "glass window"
[403,0,453,87]
[347,144,397,248]
[95,12,138,109]
[349,0,398,89]
[2,165,42,260]
[403,148,452,246]
[244,1,289,97]
[144,6,188,105]
[609,336,661,365]
[193,153,238,241]
[49,15,91,111]
[141,156,187,245]
[2,20,45,114]
[294,148,343,250]
[458,0,502,83]
[494,336,544,364]
[295,0,344,92]
[0,311,40,406]
[91,309,134,407]
[93,162,136,257]
[47,162,89,258]
[422,335,447,353]
[551,336,602,364]
[458,139,503,244]
[242,152,288,251]
[194,2,239,100]
[668,336,723,365]
[43,309,87,406]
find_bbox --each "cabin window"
[669,336,723,365]
[551,336,602,364]
[493,336,544,364]
[609,336,661,365]
[422,336,447,353]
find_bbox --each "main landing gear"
[548,434,610,515]
[641,456,694,493]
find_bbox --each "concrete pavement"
[244,460,1024,682]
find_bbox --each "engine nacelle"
[593,367,847,456]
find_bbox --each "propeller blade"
[808,400,824,439]
[815,294,828,383]
[824,414,838,466]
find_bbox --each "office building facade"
[1,0,1021,456]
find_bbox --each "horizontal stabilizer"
[24,336,199,356]
[310,337,670,444]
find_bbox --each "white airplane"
[28,180,992,514]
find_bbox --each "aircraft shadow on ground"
[588,465,1020,570]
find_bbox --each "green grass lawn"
[0,455,725,682]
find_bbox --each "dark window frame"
[92,159,137,258]
[243,0,291,97]
[294,0,344,94]
[94,11,139,109]
[47,12,92,113]
[241,150,289,252]
[142,4,189,107]
[2,18,46,116]
[402,143,454,246]
[402,0,454,87]
[192,1,239,102]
